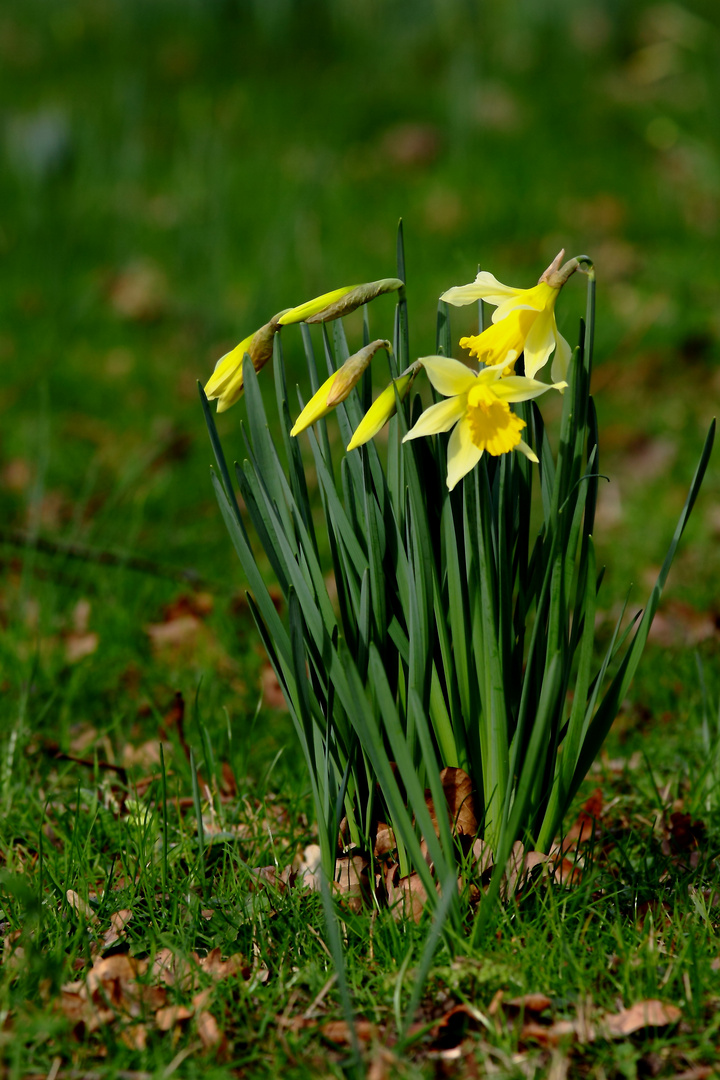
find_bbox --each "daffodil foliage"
[201,226,714,923]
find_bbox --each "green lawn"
[2,1,720,1075]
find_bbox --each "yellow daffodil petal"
[441,271,521,309]
[492,376,568,403]
[347,366,417,451]
[290,372,337,436]
[204,333,254,398]
[516,440,539,464]
[216,366,248,412]
[205,321,279,409]
[522,309,557,379]
[446,415,484,490]
[551,330,572,383]
[418,355,478,397]
[403,395,468,441]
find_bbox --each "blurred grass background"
[1,0,719,732]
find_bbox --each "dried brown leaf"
[260,663,287,710]
[66,890,97,923]
[334,853,371,911]
[155,1003,193,1031]
[109,259,168,321]
[601,999,682,1037]
[386,867,431,923]
[64,631,100,663]
[197,1010,223,1049]
[503,843,551,898]
[521,1018,579,1047]
[98,909,132,952]
[506,993,552,1014]
[374,822,396,857]
[120,1023,147,1051]
[562,788,604,848]
[197,948,249,981]
[145,614,201,650]
[441,766,478,836]
[320,1019,376,1045]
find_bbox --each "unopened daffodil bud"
[279,279,404,326]
[277,286,360,326]
[204,316,281,413]
[290,339,391,437]
[347,362,420,451]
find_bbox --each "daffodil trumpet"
[290,339,391,437]
[440,251,593,383]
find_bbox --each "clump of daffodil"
[441,251,591,382]
[403,355,567,490]
[291,339,391,437]
[347,362,421,451]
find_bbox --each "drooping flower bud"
[290,339,391,437]
[277,286,361,326]
[347,362,420,451]
[279,279,404,326]
[204,315,282,413]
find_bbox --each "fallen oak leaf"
[430,1002,491,1049]
[505,993,553,1014]
[319,1019,376,1045]
[120,1023,148,1051]
[197,1009,223,1049]
[66,890,98,924]
[521,1018,579,1048]
[197,949,250,981]
[98,909,132,953]
[561,787,604,850]
[425,767,478,838]
[385,865,435,923]
[155,1003,194,1031]
[601,999,682,1037]
[502,843,551,899]
[520,998,681,1048]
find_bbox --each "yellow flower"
[204,319,279,413]
[403,355,567,491]
[440,252,572,381]
[291,340,390,437]
[346,363,420,451]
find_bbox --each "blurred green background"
[1,0,719,695]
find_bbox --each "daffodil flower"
[346,362,420,451]
[440,251,576,382]
[403,355,567,491]
[291,339,390,437]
